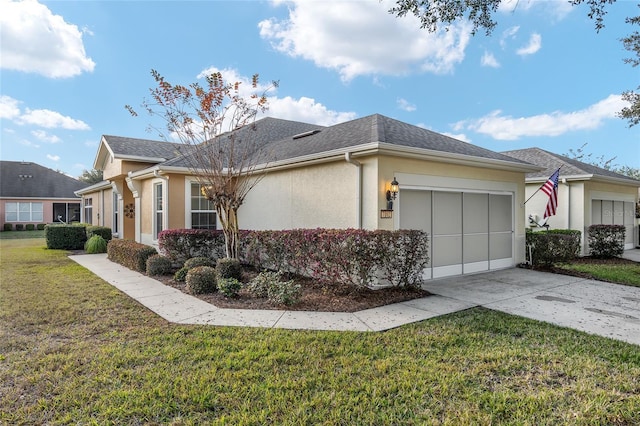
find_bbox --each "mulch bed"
[155,271,430,312]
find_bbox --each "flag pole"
[523,166,562,205]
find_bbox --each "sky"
[1,0,639,179]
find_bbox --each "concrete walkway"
[69,253,640,345]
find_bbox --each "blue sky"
[1,0,638,178]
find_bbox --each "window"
[154,182,163,239]
[5,202,43,222]
[190,182,216,229]
[113,193,119,234]
[84,198,93,225]
[53,202,80,223]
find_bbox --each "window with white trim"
[154,182,164,239]
[113,192,119,234]
[84,198,93,224]
[5,202,43,222]
[190,182,216,229]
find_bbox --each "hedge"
[107,239,158,273]
[526,229,581,267]
[86,225,113,242]
[45,224,87,250]
[158,229,227,264]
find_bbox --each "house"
[76,114,541,279]
[502,148,640,253]
[0,161,89,229]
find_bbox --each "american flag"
[541,168,560,218]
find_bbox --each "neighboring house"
[76,114,541,279]
[0,161,89,229]
[502,148,640,253]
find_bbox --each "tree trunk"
[216,201,240,260]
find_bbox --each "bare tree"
[127,70,278,259]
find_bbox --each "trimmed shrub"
[146,254,173,276]
[526,229,581,267]
[268,280,301,306]
[15,224,24,231]
[107,239,158,273]
[86,225,113,242]
[85,235,108,254]
[3,224,12,231]
[186,266,217,295]
[218,278,242,298]
[216,258,242,280]
[588,225,625,258]
[25,224,35,231]
[45,224,87,250]
[184,256,216,269]
[247,271,300,306]
[37,223,45,230]
[174,266,189,282]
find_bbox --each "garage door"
[400,190,513,279]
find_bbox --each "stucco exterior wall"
[240,161,359,230]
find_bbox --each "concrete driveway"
[423,267,640,346]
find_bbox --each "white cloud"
[499,0,572,21]
[0,95,90,130]
[31,129,61,143]
[265,96,356,126]
[500,26,520,49]
[259,0,471,81]
[46,154,60,162]
[195,67,356,127]
[457,94,628,140]
[19,108,90,130]
[397,98,416,112]
[0,95,21,119]
[481,51,500,68]
[442,132,471,142]
[20,139,40,148]
[0,0,95,78]
[516,33,542,56]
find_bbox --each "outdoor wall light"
[386,177,399,210]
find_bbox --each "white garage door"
[400,190,513,279]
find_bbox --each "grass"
[1,238,640,425]
[0,229,45,239]
[555,262,640,288]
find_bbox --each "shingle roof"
[501,147,640,183]
[102,135,183,161]
[162,114,531,168]
[0,161,89,198]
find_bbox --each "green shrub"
[248,271,300,305]
[36,223,45,230]
[184,256,216,269]
[86,225,113,242]
[526,229,581,267]
[3,224,12,231]
[588,225,625,258]
[45,224,87,250]
[15,224,24,231]
[25,224,35,231]
[146,254,173,276]
[85,235,108,254]
[248,271,282,298]
[174,266,189,282]
[268,280,301,306]
[216,258,242,280]
[186,266,217,295]
[107,239,158,273]
[218,278,242,298]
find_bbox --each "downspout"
[154,170,170,236]
[345,152,362,229]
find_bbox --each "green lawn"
[0,229,45,239]
[1,239,639,425]
[555,262,640,288]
